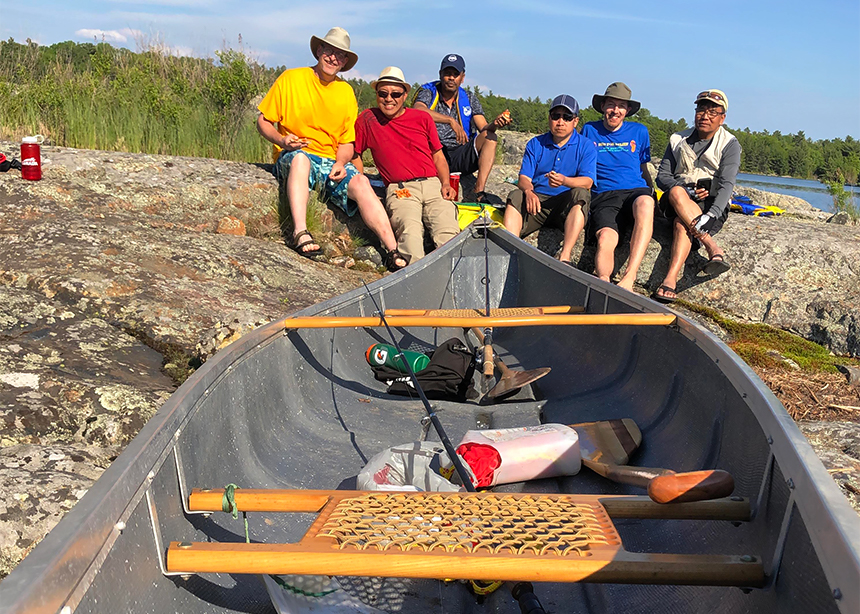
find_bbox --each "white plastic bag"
[357,441,462,492]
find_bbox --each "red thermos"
[21,135,44,181]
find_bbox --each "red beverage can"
[21,135,44,181]
[449,172,461,199]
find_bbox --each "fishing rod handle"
[510,582,546,614]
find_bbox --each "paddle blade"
[647,470,735,504]
[487,367,551,398]
[573,419,642,466]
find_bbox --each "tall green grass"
[0,39,271,162]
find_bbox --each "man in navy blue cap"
[414,54,512,203]
[503,95,596,262]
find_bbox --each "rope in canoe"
[222,484,337,598]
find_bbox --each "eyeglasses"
[697,90,724,102]
[319,44,348,62]
[695,107,725,118]
[550,111,575,122]
[377,90,406,100]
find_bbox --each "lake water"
[737,173,860,212]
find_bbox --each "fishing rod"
[480,208,494,379]
[362,282,476,492]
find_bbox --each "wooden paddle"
[572,419,735,504]
[469,328,550,398]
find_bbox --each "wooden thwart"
[282,313,676,330]
[172,490,761,586]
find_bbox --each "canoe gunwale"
[0,225,858,614]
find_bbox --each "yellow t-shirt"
[258,66,357,162]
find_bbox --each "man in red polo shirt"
[353,67,459,265]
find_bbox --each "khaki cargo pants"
[386,177,460,263]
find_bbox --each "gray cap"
[550,94,579,115]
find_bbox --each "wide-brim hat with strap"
[592,82,641,116]
[370,66,411,93]
[310,27,358,72]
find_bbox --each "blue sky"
[4,0,859,141]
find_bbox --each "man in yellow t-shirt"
[256,27,405,269]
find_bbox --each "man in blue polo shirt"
[503,95,596,262]
[582,82,654,292]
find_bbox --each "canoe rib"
[169,490,762,587]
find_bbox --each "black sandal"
[290,230,323,258]
[651,285,677,304]
[384,248,408,272]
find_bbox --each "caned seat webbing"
[168,490,762,586]
[383,306,583,317]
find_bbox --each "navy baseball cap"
[550,94,580,115]
[440,54,465,73]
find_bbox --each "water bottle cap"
[22,135,44,144]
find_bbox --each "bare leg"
[657,217,692,299]
[346,175,406,267]
[594,227,619,282]
[473,131,498,194]
[617,195,655,291]
[285,154,318,252]
[557,204,585,262]
[503,204,524,237]
[665,186,723,260]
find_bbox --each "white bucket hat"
[310,27,358,72]
[370,66,411,93]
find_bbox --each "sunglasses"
[550,111,575,122]
[377,90,406,100]
[695,106,725,118]
[697,90,724,101]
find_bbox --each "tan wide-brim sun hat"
[592,82,641,116]
[370,66,411,93]
[310,27,358,72]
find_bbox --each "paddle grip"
[647,470,735,504]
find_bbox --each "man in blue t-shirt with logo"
[414,54,511,203]
[503,95,596,262]
[582,82,655,291]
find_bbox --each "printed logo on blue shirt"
[595,140,636,153]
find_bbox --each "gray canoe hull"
[2,225,858,613]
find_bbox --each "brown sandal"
[290,230,323,258]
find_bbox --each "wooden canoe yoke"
[167,489,763,587]
[280,305,676,330]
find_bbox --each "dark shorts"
[506,187,591,237]
[443,137,480,175]
[590,187,655,235]
[658,190,727,236]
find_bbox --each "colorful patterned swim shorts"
[273,150,360,216]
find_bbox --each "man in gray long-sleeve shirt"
[652,89,741,303]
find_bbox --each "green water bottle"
[365,343,430,373]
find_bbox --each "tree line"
[1,39,857,185]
